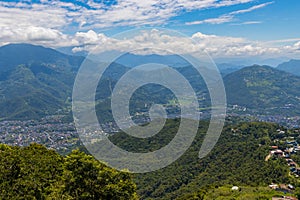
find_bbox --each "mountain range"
[0,44,84,120]
[224,65,300,115]
[277,59,300,76]
[1,43,300,120]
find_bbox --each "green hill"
[107,120,299,199]
[0,44,85,120]
[277,59,300,76]
[0,44,129,121]
[0,64,75,120]
[0,143,137,199]
[2,43,300,120]
[224,65,300,115]
[0,43,84,73]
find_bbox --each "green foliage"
[0,64,75,120]
[108,120,293,199]
[277,59,300,76]
[0,144,137,200]
[50,150,137,200]
[182,186,294,200]
[0,43,84,120]
[3,46,300,121]
[0,143,63,199]
[224,65,300,115]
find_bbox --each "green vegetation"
[3,120,300,199]
[107,120,299,199]
[0,64,75,120]
[277,59,300,77]
[0,143,137,200]
[179,186,291,200]
[224,65,300,115]
[2,44,300,121]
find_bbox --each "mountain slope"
[2,43,300,120]
[114,53,190,68]
[0,43,134,120]
[106,120,294,199]
[277,59,300,76]
[0,43,84,72]
[0,64,74,120]
[224,65,300,115]
[0,44,85,120]
[216,63,244,76]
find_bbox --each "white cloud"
[0,26,299,59]
[0,0,298,59]
[186,15,234,25]
[0,26,74,47]
[282,41,300,53]
[0,2,69,29]
[65,29,298,59]
[186,1,273,25]
[230,1,273,15]
[231,21,262,25]
[0,0,264,49]
[0,0,256,31]
[263,38,300,44]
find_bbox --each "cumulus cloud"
[0,26,299,58]
[66,29,298,58]
[0,0,298,59]
[0,26,76,47]
[0,0,271,49]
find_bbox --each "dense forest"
[109,120,300,199]
[2,120,300,199]
[0,143,137,200]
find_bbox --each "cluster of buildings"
[272,196,298,200]
[227,104,300,128]
[264,130,300,199]
[0,116,79,152]
[268,138,300,177]
[257,115,300,128]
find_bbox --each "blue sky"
[176,1,299,40]
[0,0,299,63]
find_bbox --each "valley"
[1,43,300,199]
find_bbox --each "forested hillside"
[2,120,300,199]
[108,120,300,199]
[0,143,137,199]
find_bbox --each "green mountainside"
[0,63,76,120]
[108,120,299,199]
[0,143,137,199]
[277,59,300,76]
[224,65,300,115]
[2,120,300,199]
[2,44,300,199]
[0,44,84,120]
[0,43,84,73]
[0,44,129,121]
[2,44,300,120]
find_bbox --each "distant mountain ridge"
[0,44,85,120]
[0,43,84,72]
[113,52,244,75]
[114,53,191,68]
[277,59,300,76]
[0,43,130,120]
[225,64,300,115]
[1,43,300,120]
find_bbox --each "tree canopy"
[0,143,137,200]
